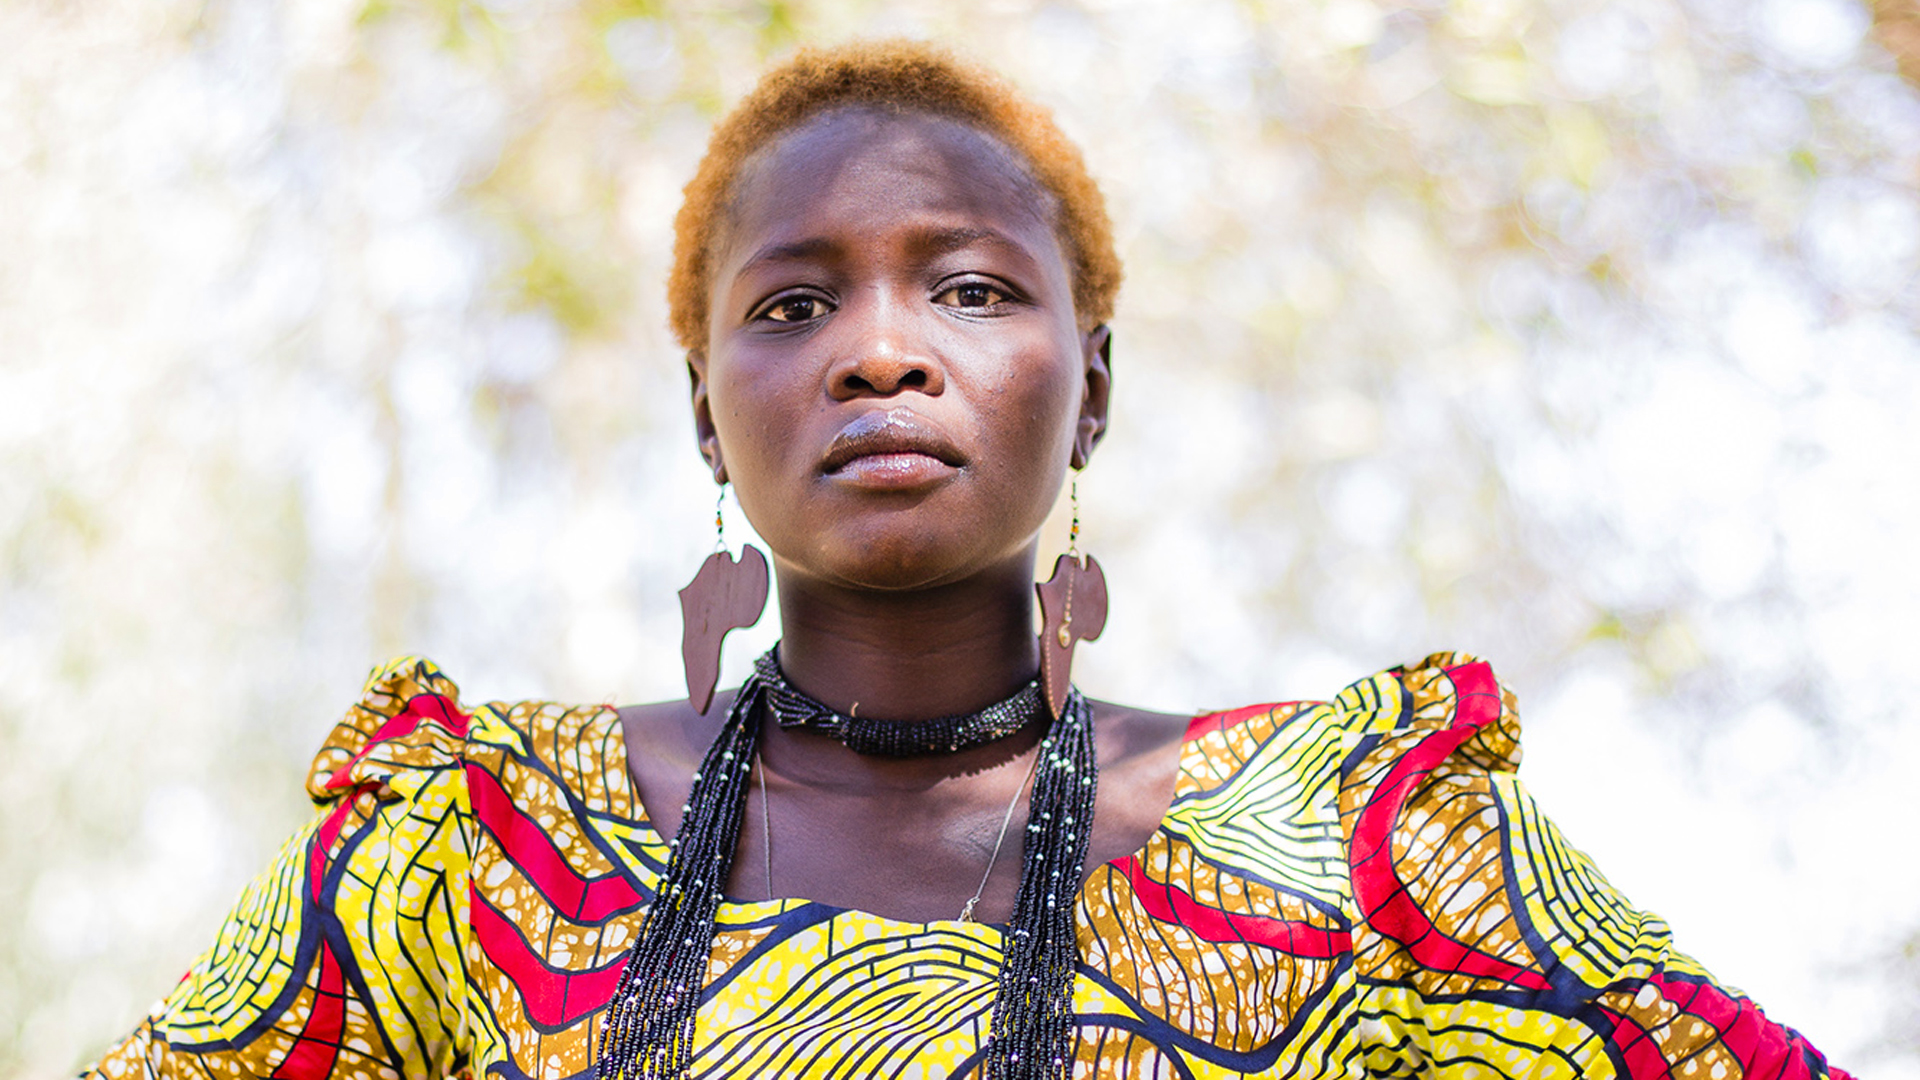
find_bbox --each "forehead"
[716,108,1062,267]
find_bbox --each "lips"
[821,408,966,481]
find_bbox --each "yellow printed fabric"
[85,654,1852,1079]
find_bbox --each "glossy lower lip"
[826,451,960,490]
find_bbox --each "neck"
[771,550,1042,721]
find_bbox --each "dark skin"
[620,108,1190,925]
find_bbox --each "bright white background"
[5,0,1917,1073]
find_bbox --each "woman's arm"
[1339,654,1850,1079]
[84,659,474,1080]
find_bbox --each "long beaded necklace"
[595,648,1098,1080]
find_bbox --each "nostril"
[831,353,939,399]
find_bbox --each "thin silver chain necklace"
[752,739,1043,921]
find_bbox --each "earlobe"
[688,352,728,484]
[1072,325,1113,469]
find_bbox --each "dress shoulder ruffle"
[304,655,475,804]
[1328,649,1520,777]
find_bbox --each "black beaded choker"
[596,647,1098,1080]
[756,649,1046,756]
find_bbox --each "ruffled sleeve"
[84,658,475,1080]
[1336,651,1852,1080]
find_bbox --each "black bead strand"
[982,688,1096,1080]
[595,679,765,1080]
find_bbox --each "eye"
[757,294,833,324]
[934,282,1011,310]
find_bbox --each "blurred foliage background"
[5,0,1919,1073]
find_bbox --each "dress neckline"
[596,702,1226,928]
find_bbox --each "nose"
[826,295,945,400]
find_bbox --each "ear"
[1071,324,1112,470]
[687,350,728,484]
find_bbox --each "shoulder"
[305,656,630,812]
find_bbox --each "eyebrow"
[734,225,1036,278]
[907,225,1031,261]
[737,236,838,276]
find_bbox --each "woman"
[86,40,1849,1080]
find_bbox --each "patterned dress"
[86,653,1850,1079]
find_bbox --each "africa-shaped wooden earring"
[1035,475,1107,720]
[680,485,769,715]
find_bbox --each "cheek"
[986,345,1082,478]
[711,357,798,458]
[1021,334,1086,435]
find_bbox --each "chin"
[792,524,1019,593]
[820,547,978,593]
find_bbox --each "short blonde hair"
[668,39,1123,351]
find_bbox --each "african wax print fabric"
[85,653,1851,1079]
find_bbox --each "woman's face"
[692,108,1109,592]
